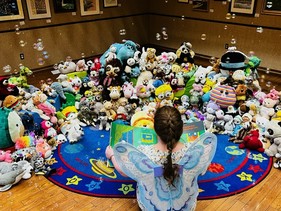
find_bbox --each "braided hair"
[154,106,183,185]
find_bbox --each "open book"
[109,121,205,147]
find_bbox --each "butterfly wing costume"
[113,132,217,211]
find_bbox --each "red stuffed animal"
[239,129,264,152]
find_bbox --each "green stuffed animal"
[0,107,25,149]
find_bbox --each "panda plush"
[264,119,281,157]
[175,42,195,65]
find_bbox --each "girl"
[105,106,217,210]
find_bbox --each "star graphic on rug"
[248,164,263,173]
[214,181,231,192]
[66,175,82,185]
[198,188,204,193]
[237,172,253,182]
[56,167,66,176]
[251,153,268,163]
[118,184,135,195]
[45,158,58,165]
[86,180,102,191]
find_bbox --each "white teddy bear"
[193,65,212,85]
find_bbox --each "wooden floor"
[1,162,280,211]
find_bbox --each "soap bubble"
[256,27,263,33]
[209,56,217,65]
[231,38,236,45]
[19,40,26,47]
[224,25,228,30]
[248,51,255,57]
[201,34,207,40]
[226,13,231,19]
[34,38,44,51]
[162,32,168,40]
[81,52,85,58]
[119,29,126,36]
[266,81,272,87]
[3,65,11,73]
[232,13,236,19]
[156,33,161,41]
[266,68,270,74]
[37,58,45,66]
[42,51,49,59]
[15,24,21,35]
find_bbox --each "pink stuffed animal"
[0,150,13,163]
[122,81,135,99]
[40,120,57,138]
[36,138,52,159]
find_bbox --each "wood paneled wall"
[1,0,281,76]
[147,0,281,72]
[0,0,148,75]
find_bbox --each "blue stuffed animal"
[99,40,139,67]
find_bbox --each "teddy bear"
[259,98,277,120]
[100,100,117,120]
[235,83,249,106]
[239,129,265,152]
[0,150,13,163]
[105,45,117,63]
[264,120,281,157]
[76,59,88,72]
[193,66,212,85]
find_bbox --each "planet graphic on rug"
[90,159,117,179]
[225,145,245,155]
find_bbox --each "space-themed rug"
[47,126,273,199]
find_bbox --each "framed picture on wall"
[0,0,24,21]
[230,0,256,15]
[80,0,100,16]
[193,0,209,11]
[103,0,118,8]
[262,0,281,15]
[178,0,189,3]
[53,0,76,13]
[26,0,51,19]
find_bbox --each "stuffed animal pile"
[1,40,281,191]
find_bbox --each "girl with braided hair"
[105,106,217,210]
